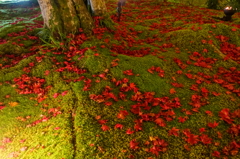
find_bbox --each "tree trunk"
[89,0,107,16]
[37,0,106,37]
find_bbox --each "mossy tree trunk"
[37,0,107,37]
[89,0,107,16]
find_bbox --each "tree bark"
[89,0,107,16]
[37,0,106,37]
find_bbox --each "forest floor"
[0,0,240,158]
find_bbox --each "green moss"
[173,20,184,27]
[0,25,25,39]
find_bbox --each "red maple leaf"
[126,128,134,134]
[114,124,123,129]
[182,129,191,137]
[199,128,206,133]
[111,61,118,67]
[201,87,209,97]
[129,83,139,93]
[123,69,134,76]
[217,131,222,139]
[170,88,176,94]
[201,40,207,44]
[171,82,184,88]
[232,109,240,118]
[118,92,126,100]
[190,84,199,91]
[178,116,188,123]
[104,102,112,106]
[101,125,110,131]
[176,70,183,74]
[98,73,107,80]
[98,119,108,125]
[219,108,233,124]
[212,151,221,158]
[199,134,212,144]
[0,105,5,110]
[207,121,219,128]
[213,78,224,84]
[205,110,213,116]
[185,73,194,79]
[129,139,139,150]
[186,134,199,145]
[155,118,166,127]
[202,48,208,53]
[147,66,155,74]
[122,78,129,83]
[212,92,221,96]
[117,110,129,119]
[168,127,180,137]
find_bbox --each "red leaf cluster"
[219,108,234,124]
[222,141,240,156]
[27,115,49,127]
[117,110,129,119]
[123,69,134,76]
[111,44,151,57]
[114,123,123,129]
[101,125,110,131]
[13,74,51,102]
[48,107,62,117]
[182,129,199,145]
[145,137,168,156]
[173,58,188,69]
[189,52,217,69]
[199,134,212,145]
[147,66,165,77]
[168,127,180,137]
[213,67,240,96]
[89,86,118,103]
[55,61,87,75]
[219,41,240,63]
[129,139,139,150]
[207,121,219,128]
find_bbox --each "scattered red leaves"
[173,58,188,69]
[199,134,212,145]
[219,108,234,124]
[13,74,51,102]
[123,69,134,76]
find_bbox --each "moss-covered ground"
[0,0,240,158]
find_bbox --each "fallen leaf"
[170,88,176,94]
[9,102,18,107]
